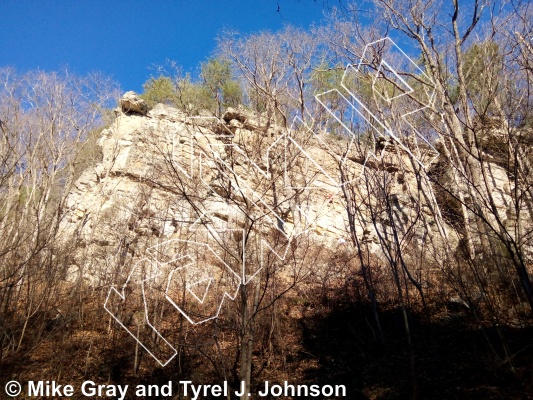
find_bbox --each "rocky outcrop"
[58,103,447,282]
[119,91,149,116]
[59,100,532,284]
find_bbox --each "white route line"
[104,258,178,367]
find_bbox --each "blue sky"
[1,1,328,93]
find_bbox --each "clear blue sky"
[1,1,328,93]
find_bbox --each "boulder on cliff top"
[119,91,148,116]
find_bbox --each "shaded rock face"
[432,132,532,260]
[119,91,148,116]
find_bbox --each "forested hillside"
[1,1,532,399]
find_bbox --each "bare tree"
[0,68,118,359]
[320,0,533,317]
[219,26,321,128]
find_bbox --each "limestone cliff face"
[58,94,529,284]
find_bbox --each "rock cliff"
[58,93,529,284]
